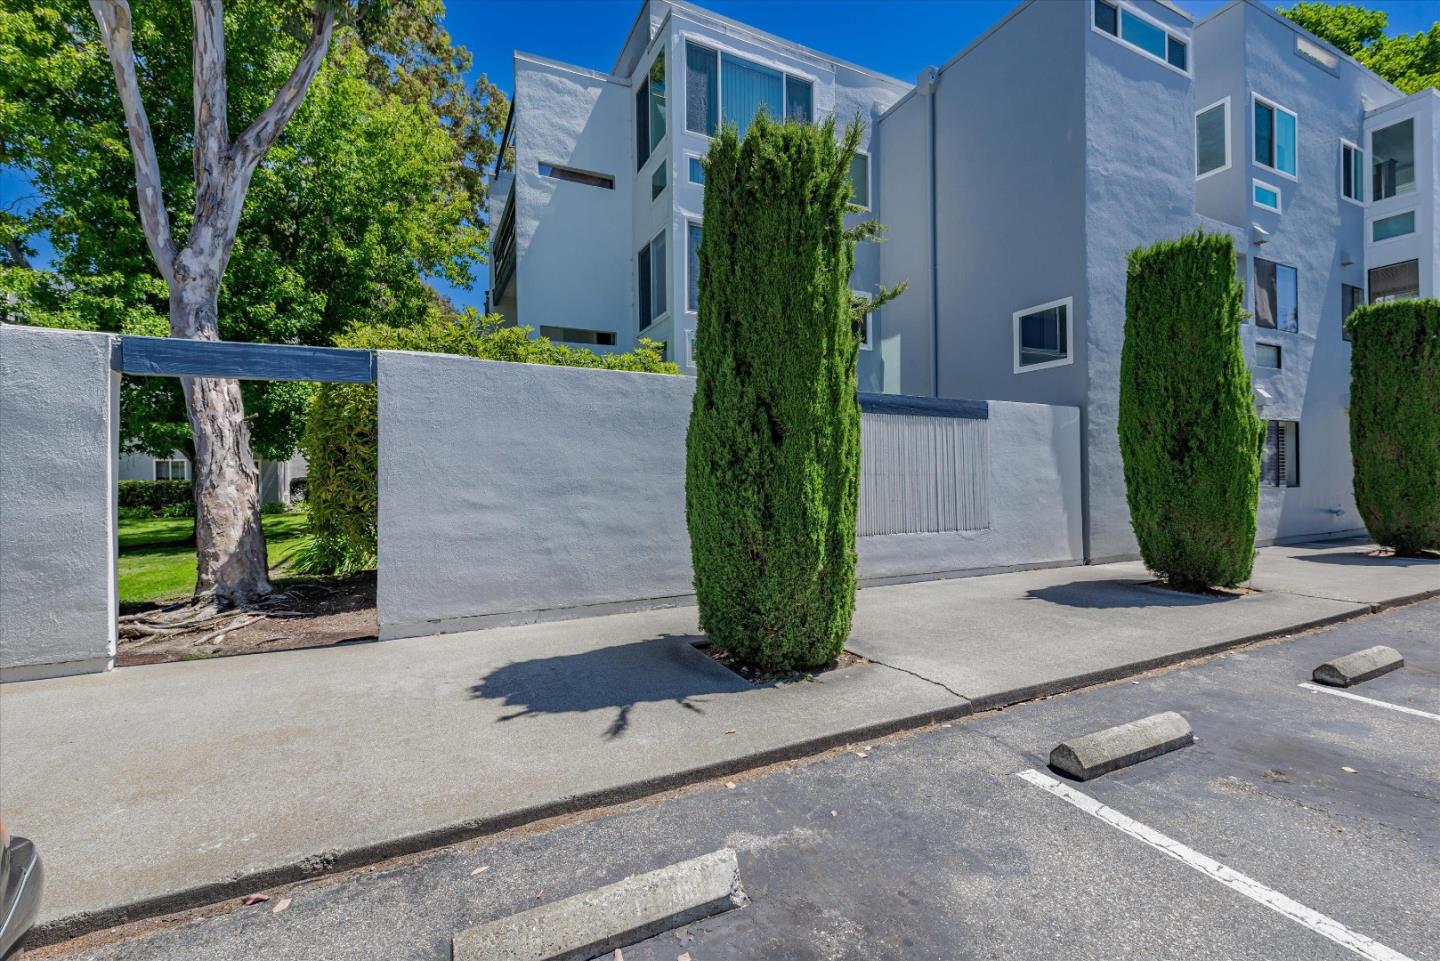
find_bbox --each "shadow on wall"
[1023,580,1242,610]
[468,635,750,739]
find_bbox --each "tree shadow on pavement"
[468,634,750,739]
[1024,579,1241,609]
[1290,551,1439,568]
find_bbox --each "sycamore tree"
[0,0,506,605]
[1280,2,1440,92]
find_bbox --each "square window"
[1368,259,1419,304]
[1255,343,1281,368]
[1014,298,1072,372]
[722,52,783,136]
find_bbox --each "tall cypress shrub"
[686,115,862,670]
[1119,231,1263,589]
[1348,299,1440,555]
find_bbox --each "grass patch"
[118,510,313,607]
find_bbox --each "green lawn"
[118,510,312,608]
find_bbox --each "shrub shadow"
[1291,550,1439,568]
[468,634,750,739]
[1024,579,1241,610]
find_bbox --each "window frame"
[1090,0,1191,78]
[154,458,188,482]
[851,289,875,351]
[685,327,696,369]
[1370,209,1416,245]
[1195,97,1231,181]
[1012,296,1074,374]
[1369,116,1416,202]
[1255,342,1282,369]
[849,150,871,211]
[1253,257,1299,333]
[538,162,616,190]
[1262,420,1301,488]
[685,152,705,186]
[1339,139,1364,205]
[683,39,818,141]
[637,229,667,330]
[651,160,668,201]
[636,47,667,171]
[1341,283,1363,342]
[685,218,702,314]
[1252,93,1298,181]
[1252,178,1282,213]
[1368,259,1419,304]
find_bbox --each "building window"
[1013,297,1072,372]
[1253,179,1281,213]
[1372,210,1415,243]
[154,458,188,481]
[1342,283,1363,342]
[1341,141,1363,202]
[686,42,813,137]
[539,326,617,346]
[1368,259,1419,303]
[1093,1,1189,73]
[686,221,702,313]
[849,152,870,210]
[636,49,666,170]
[1371,118,1414,201]
[1254,258,1298,332]
[1262,420,1300,488]
[637,230,666,329]
[851,291,875,351]
[1195,98,1229,178]
[685,328,696,369]
[687,155,705,185]
[538,162,614,190]
[1255,343,1281,368]
[651,160,667,200]
[1254,95,1297,178]
[1296,36,1339,73]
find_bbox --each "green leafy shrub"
[118,479,193,515]
[1119,231,1263,589]
[686,114,866,671]
[302,315,677,573]
[1347,299,1440,554]
[260,502,289,515]
[289,477,308,503]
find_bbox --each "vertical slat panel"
[858,412,990,536]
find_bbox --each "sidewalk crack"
[863,655,969,701]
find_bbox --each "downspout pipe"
[917,66,940,398]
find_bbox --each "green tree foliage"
[1280,2,1440,93]
[0,0,507,459]
[686,115,866,671]
[300,314,676,574]
[1119,232,1263,590]
[1346,300,1440,555]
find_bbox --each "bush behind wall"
[1347,299,1440,555]
[1119,231,1263,589]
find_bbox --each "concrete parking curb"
[451,849,747,961]
[1048,711,1194,780]
[1313,645,1404,687]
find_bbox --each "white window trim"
[638,229,668,331]
[1368,209,1417,247]
[1252,177,1282,213]
[1252,93,1299,182]
[684,151,705,186]
[685,327,696,369]
[682,37,820,141]
[1012,296,1074,374]
[849,150,872,212]
[1339,138,1365,206]
[851,289,874,351]
[1195,96,1231,181]
[154,458,188,481]
[1368,115,1419,203]
[1090,0,1191,78]
[684,217,702,315]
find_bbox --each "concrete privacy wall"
[0,325,119,681]
[377,352,1083,640]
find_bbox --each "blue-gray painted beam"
[115,336,375,383]
[860,392,988,421]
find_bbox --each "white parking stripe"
[1016,769,1414,961]
[1298,682,1440,722]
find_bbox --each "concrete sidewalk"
[1,540,1435,939]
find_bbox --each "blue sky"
[5,0,1438,311]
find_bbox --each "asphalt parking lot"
[40,598,1439,961]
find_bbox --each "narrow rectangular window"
[651,230,666,320]
[1254,100,1274,168]
[651,160,667,200]
[722,52,783,135]
[1196,100,1228,177]
[1253,179,1281,212]
[635,79,650,170]
[1372,118,1414,200]
[1254,97,1296,177]
[539,326,617,346]
[538,163,614,189]
[849,153,870,209]
[686,221,702,312]
[685,43,718,136]
[648,49,666,154]
[1255,343,1281,368]
[1368,259,1419,303]
[1253,258,1296,331]
[637,242,652,328]
[1341,283,1363,342]
[1166,35,1187,70]
[1094,0,1118,35]
[785,75,813,123]
[1014,298,1072,371]
[1341,142,1363,201]
[1262,421,1300,487]
[1121,9,1167,60]
[687,156,705,185]
[1372,210,1415,242]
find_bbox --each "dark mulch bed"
[700,643,870,685]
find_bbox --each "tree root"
[118,592,306,645]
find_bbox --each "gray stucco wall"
[375,352,1083,639]
[0,325,118,681]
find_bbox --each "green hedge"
[685,114,863,671]
[117,479,193,514]
[1119,231,1262,589]
[1347,299,1440,555]
[299,316,676,574]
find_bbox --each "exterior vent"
[858,412,990,536]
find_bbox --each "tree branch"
[191,0,230,212]
[230,5,337,177]
[89,0,176,284]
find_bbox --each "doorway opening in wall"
[114,338,378,667]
